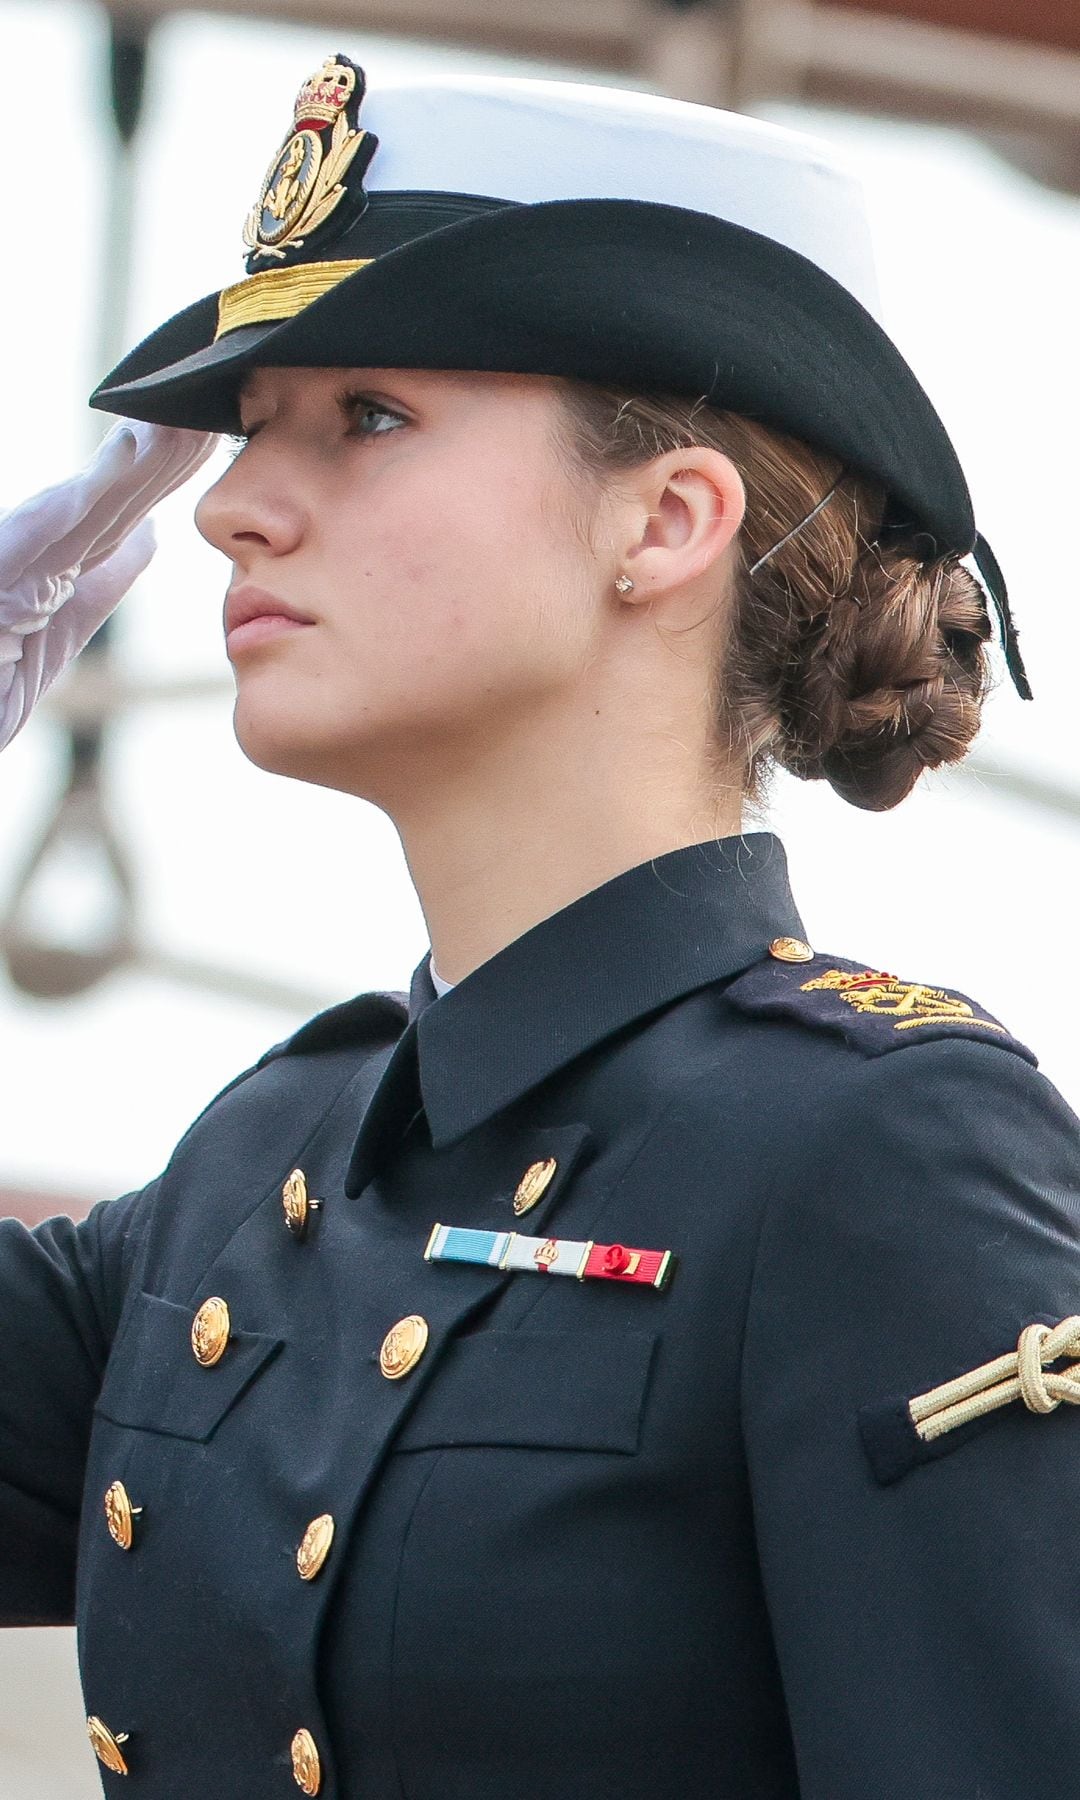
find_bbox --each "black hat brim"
[90,196,974,553]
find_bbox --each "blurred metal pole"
[96,13,149,398]
[642,0,747,107]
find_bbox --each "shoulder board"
[256,988,409,1067]
[725,952,1037,1067]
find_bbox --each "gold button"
[191,1296,231,1367]
[379,1314,429,1380]
[291,1727,322,1795]
[512,1156,558,1216]
[104,1480,143,1552]
[296,1513,335,1581]
[768,936,815,964]
[282,1167,323,1240]
[87,1716,130,1775]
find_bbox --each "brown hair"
[553,380,994,813]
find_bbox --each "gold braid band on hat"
[909,1314,1080,1442]
[215,258,372,340]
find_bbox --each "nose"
[194,451,304,565]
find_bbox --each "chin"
[229,703,385,799]
[231,703,329,781]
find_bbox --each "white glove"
[0,418,217,753]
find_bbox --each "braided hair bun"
[557,381,994,812]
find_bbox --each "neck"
[394,743,745,988]
[336,608,748,985]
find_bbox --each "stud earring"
[614,574,634,594]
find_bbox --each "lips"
[224,586,317,636]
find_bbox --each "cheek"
[334,462,589,689]
[226,437,598,785]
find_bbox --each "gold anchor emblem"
[87,1717,130,1775]
[282,1167,323,1239]
[291,1727,322,1795]
[103,1480,143,1551]
[296,1513,335,1581]
[513,1157,557,1216]
[379,1314,429,1379]
[191,1296,231,1367]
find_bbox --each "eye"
[339,392,408,439]
[223,395,406,458]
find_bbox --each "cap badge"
[243,54,378,266]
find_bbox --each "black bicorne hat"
[89,54,1030,697]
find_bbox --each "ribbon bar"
[424,1224,674,1289]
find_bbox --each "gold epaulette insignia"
[800,968,1007,1035]
[724,949,1034,1069]
[909,1314,1080,1442]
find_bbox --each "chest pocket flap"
[94,1289,284,1442]
[393,1329,657,1455]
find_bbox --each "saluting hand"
[0,418,217,753]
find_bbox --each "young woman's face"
[194,364,608,803]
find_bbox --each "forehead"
[237,366,409,409]
[236,365,562,413]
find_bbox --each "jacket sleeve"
[742,1036,1080,1799]
[0,1180,160,1624]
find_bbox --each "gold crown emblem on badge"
[294,58,356,129]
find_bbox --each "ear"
[618,447,746,600]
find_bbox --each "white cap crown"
[360,73,882,322]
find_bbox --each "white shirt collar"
[429,955,455,997]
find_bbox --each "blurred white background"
[0,1,1078,1790]
[3,4,1080,1207]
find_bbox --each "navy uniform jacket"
[3,831,1080,1798]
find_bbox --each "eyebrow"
[234,374,403,426]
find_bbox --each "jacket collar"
[344,830,803,1194]
[408,829,802,1150]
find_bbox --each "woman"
[2,53,1077,1800]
